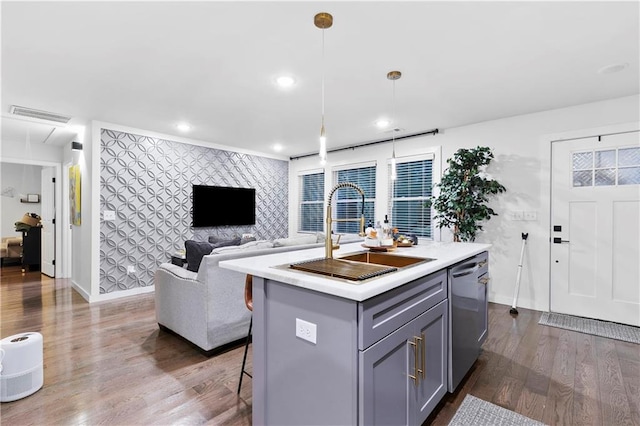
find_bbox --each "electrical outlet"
[103,210,115,221]
[507,211,524,221]
[524,211,537,221]
[127,265,136,275]
[296,318,317,344]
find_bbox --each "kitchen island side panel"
[257,278,359,425]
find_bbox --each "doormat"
[449,394,547,426]
[539,312,640,344]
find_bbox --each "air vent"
[9,105,72,124]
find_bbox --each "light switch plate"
[103,210,115,221]
[296,318,317,344]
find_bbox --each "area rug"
[539,312,640,344]
[449,394,546,426]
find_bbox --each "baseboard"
[89,285,155,303]
[71,280,91,302]
[489,293,547,312]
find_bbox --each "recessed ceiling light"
[375,119,390,129]
[597,62,629,75]
[272,143,284,152]
[276,75,296,88]
[176,123,191,132]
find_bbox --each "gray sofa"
[155,235,357,354]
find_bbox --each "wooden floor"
[1,267,638,425]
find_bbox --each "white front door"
[41,167,55,277]
[551,131,640,326]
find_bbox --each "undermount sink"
[286,252,434,282]
[339,252,435,268]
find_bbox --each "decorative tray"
[362,244,397,252]
[396,241,414,247]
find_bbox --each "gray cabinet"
[252,258,488,425]
[415,300,448,424]
[359,300,448,426]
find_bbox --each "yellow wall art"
[69,164,81,225]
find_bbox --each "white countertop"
[219,241,491,301]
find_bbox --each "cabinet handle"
[479,277,490,285]
[452,265,479,278]
[478,260,487,268]
[420,332,426,379]
[408,339,419,386]
[415,335,424,379]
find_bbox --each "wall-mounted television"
[192,185,256,227]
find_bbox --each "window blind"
[299,172,325,232]
[389,159,433,238]
[333,165,376,234]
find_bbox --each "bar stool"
[237,274,253,394]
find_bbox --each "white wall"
[0,163,43,236]
[289,94,640,312]
[64,123,94,301]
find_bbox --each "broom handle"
[511,233,529,308]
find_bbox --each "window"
[333,164,376,234]
[573,146,640,187]
[390,157,433,238]
[299,171,324,232]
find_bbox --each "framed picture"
[69,164,81,225]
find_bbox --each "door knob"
[553,237,569,244]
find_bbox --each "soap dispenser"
[381,215,394,246]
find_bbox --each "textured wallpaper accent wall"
[100,129,288,294]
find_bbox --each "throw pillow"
[240,235,257,245]
[211,236,241,250]
[207,235,242,245]
[185,237,241,272]
[185,240,214,272]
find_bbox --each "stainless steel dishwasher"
[447,252,489,392]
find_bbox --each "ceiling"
[2,1,638,158]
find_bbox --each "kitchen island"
[220,240,490,425]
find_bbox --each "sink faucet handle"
[332,233,342,249]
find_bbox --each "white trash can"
[0,332,44,402]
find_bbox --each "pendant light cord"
[392,78,396,158]
[321,27,325,131]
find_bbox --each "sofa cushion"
[273,235,318,247]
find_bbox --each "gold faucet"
[325,182,366,259]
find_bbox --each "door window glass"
[572,146,639,187]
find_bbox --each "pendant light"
[315,12,333,164]
[388,70,401,180]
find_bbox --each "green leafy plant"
[426,146,506,242]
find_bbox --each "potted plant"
[427,146,506,242]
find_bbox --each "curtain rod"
[290,128,440,161]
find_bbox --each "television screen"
[192,185,256,227]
